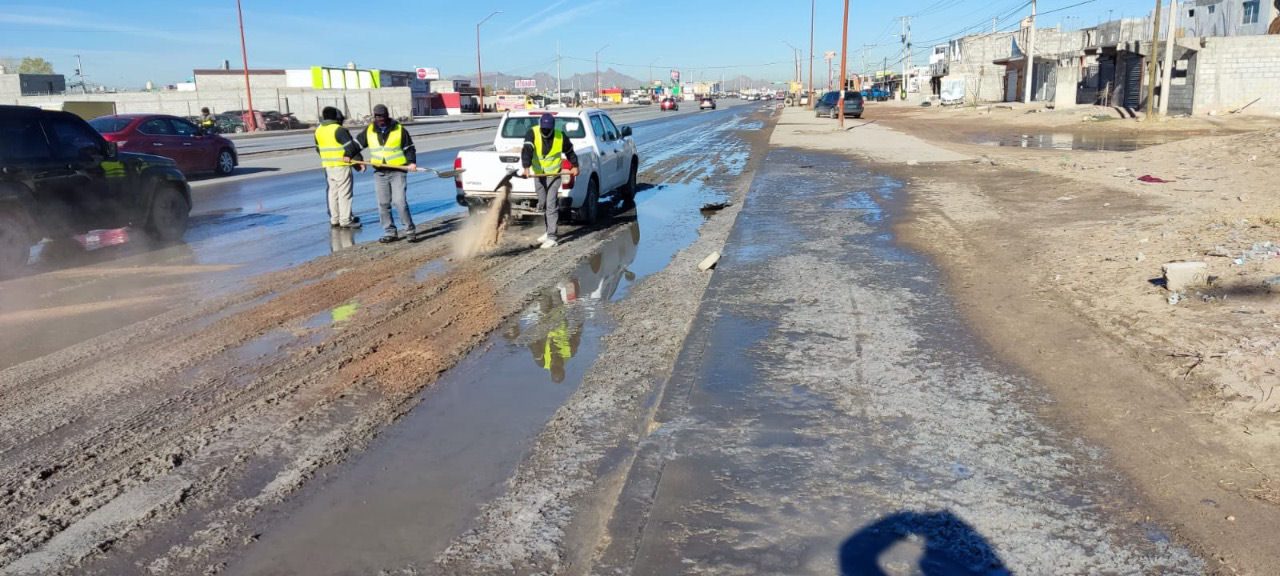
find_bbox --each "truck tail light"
[454,156,463,191]
[561,159,574,190]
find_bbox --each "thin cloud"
[497,0,614,45]
[0,7,222,45]
[505,0,569,32]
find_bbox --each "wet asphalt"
[0,103,739,370]
[594,147,1202,574]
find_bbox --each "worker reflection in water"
[525,284,582,383]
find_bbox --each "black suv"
[0,106,191,278]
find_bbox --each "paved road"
[224,106,651,155]
[0,101,746,371]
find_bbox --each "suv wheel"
[146,185,190,242]
[215,149,235,176]
[0,210,31,279]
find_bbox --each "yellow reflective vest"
[365,124,407,167]
[531,129,564,176]
[315,123,350,168]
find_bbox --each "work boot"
[379,233,399,244]
[341,220,362,229]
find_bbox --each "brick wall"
[1188,35,1280,115]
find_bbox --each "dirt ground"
[785,100,1280,574]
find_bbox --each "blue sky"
[1,0,1163,89]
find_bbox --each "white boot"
[536,233,549,244]
[539,238,559,249]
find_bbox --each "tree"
[18,57,54,74]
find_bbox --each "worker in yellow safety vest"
[314,106,363,229]
[520,113,579,249]
[356,104,418,243]
[197,108,217,133]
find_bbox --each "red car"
[89,114,238,176]
[660,97,679,111]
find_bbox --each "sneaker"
[379,234,399,244]
[330,221,341,228]
[350,215,361,224]
[535,233,549,244]
[341,221,363,229]
[539,238,559,249]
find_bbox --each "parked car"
[699,97,716,110]
[261,111,304,131]
[0,105,192,277]
[454,108,639,224]
[814,90,865,119]
[214,113,246,133]
[862,85,891,102]
[89,114,238,176]
[660,98,679,111]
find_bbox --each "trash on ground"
[700,202,733,213]
[698,252,721,271]
[1163,261,1209,292]
[1138,175,1173,184]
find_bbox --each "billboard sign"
[416,67,440,80]
[670,69,680,83]
[514,79,537,89]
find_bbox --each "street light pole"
[235,0,257,131]
[596,44,609,104]
[838,0,850,128]
[476,10,501,117]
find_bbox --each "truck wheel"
[215,149,235,176]
[0,210,32,279]
[146,184,190,242]
[622,159,638,201]
[578,177,600,225]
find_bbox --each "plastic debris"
[1138,175,1173,183]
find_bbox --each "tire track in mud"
[1,108,764,574]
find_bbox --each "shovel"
[349,160,464,178]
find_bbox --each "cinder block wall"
[1190,36,1280,115]
[10,87,414,123]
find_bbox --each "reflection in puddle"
[304,301,360,329]
[973,132,1178,151]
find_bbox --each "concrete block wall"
[1165,44,1198,115]
[947,32,1017,103]
[1190,35,1280,115]
[10,87,414,123]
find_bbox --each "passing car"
[660,97,679,111]
[699,97,716,111]
[814,90,865,119]
[0,106,192,277]
[89,114,238,176]
[454,108,639,224]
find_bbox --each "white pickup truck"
[454,109,639,224]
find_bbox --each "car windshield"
[88,117,133,133]
[500,116,587,139]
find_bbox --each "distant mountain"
[451,68,646,92]
[450,69,783,93]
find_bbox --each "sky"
[0,0,1167,89]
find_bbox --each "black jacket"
[314,120,362,161]
[355,121,416,169]
[521,128,578,171]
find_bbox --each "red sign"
[416,67,440,80]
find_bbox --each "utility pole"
[808,0,815,107]
[596,44,609,104]
[1022,0,1037,104]
[1158,0,1178,116]
[838,0,850,128]
[993,17,998,33]
[476,10,501,117]
[74,54,86,94]
[1144,0,1164,119]
[235,0,257,131]
[900,16,912,101]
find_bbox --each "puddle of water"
[973,132,1179,151]
[302,301,360,330]
[412,259,447,282]
[230,329,296,364]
